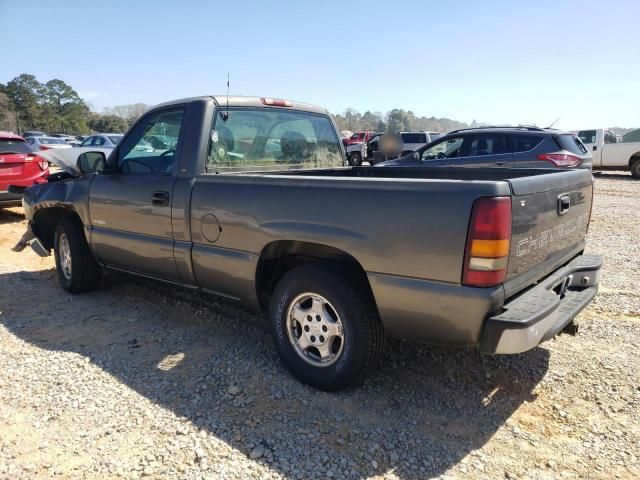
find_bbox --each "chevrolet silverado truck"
[577,128,640,178]
[21,95,602,391]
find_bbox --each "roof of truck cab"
[153,96,330,115]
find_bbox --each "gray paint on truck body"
[22,96,598,348]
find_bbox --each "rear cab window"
[555,134,588,155]
[205,108,342,173]
[577,130,596,145]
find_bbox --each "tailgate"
[504,169,593,298]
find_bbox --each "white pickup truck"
[577,128,640,178]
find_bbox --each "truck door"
[577,129,600,166]
[88,107,185,281]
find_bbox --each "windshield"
[108,135,123,144]
[206,108,342,173]
[350,132,365,140]
[0,139,32,154]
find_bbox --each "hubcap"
[58,232,72,280]
[286,293,345,367]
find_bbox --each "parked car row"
[19,130,126,150]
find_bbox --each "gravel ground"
[0,171,638,480]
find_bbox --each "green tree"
[43,79,90,133]
[0,90,19,132]
[5,74,44,132]
[88,113,128,133]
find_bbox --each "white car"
[577,128,640,178]
[25,136,73,150]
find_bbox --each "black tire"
[270,265,384,391]
[351,152,362,166]
[53,216,101,293]
[630,159,640,179]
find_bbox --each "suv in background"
[0,132,49,207]
[378,127,592,169]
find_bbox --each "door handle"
[495,161,507,166]
[557,194,571,215]
[592,145,597,151]
[151,191,170,206]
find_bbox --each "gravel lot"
[0,171,638,480]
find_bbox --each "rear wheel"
[269,265,384,391]
[54,216,101,293]
[630,158,640,179]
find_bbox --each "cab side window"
[117,108,184,175]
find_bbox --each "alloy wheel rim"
[286,292,345,367]
[58,233,72,280]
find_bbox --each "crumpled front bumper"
[479,254,603,354]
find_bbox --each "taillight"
[39,145,50,151]
[536,151,581,167]
[26,153,48,170]
[463,197,512,287]
[261,97,292,107]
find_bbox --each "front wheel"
[630,159,640,179]
[54,216,101,293]
[269,265,384,391]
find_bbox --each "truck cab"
[577,128,640,177]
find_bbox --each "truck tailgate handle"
[557,194,571,215]
[151,191,170,206]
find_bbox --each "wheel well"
[255,240,374,310]
[32,208,82,249]
[630,154,640,167]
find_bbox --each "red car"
[0,132,49,207]
[345,131,378,146]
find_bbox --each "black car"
[377,126,592,170]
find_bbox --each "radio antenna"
[225,73,230,121]
[219,73,230,121]
[546,116,561,129]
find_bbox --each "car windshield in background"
[206,108,342,173]
[577,130,596,144]
[402,133,426,143]
[108,135,123,144]
[0,139,32,154]
[41,138,67,144]
[556,134,588,155]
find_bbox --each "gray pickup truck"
[22,96,602,390]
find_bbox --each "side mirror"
[77,151,107,174]
[413,151,420,161]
